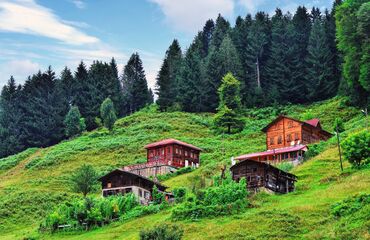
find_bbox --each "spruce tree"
[64,106,85,138]
[122,53,150,114]
[214,73,244,134]
[178,36,207,112]
[156,39,182,111]
[100,98,117,131]
[200,19,215,58]
[305,18,335,101]
[204,34,243,112]
[60,67,74,105]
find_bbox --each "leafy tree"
[341,130,370,167]
[333,117,345,171]
[214,73,244,134]
[151,185,164,205]
[100,98,117,131]
[70,164,98,197]
[64,106,85,138]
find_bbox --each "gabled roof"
[144,138,202,151]
[305,118,321,128]
[262,115,332,137]
[98,169,167,191]
[230,158,297,180]
[235,145,308,161]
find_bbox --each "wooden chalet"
[230,159,297,193]
[236,116,332,164]
[124,139,202,177]
[98,169,172,205]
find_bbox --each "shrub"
[304,142,326,160]
[171,176,249,220]
[172,187,187,203]
[140,224,184,240]
[331,194,370,217]
[275,162,294,172]
[341,130,370,167]
[70,164,99,197]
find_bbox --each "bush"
[304,142,326,160]
[156,167,193,181]
[40,194,157,232]
[341,130,370,167]
[171,176,249,220]
[275,162,294,172]
[140,224,184,240]
[172,187,187,203]
[331,194,370,217]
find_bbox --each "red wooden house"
[123,139,202,177]
[235,116,332,163]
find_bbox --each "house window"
[288,121,293,128]
[278,136,282,144]
[294,133,299,141]
[252,168,257,172]
[162,149,165,155]
[139,189,142,197]
[168,147,171,153]
[175,148,178,154]
[185,151,188,156]
[287,134,291,142]
[270,137,274,145]
[107,182,112,188]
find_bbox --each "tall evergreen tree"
[209,14,231,50]
[204,34,243,112]
[200,19,215,58]
[64,106,85,138]
[156,39,182,111]
[178,36,207,112]
[122,53,150,114]
[60,67,74,105]
[244,12,271,90]
[291,6,312,103]
[100,97,117,131]
[305,17,336,101]
[336,0,369,106]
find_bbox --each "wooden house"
[235,116,332,163]
[230,159,297,193]
[124,139,202,177]
[98,169,172,205]
[262,116,332,150]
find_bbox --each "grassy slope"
[0,98,369,239]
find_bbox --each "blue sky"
[0,0,334,90]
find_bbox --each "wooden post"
[336,126,343,172]
[286,179,289,193]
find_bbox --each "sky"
[0,0,334,91]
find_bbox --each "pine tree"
[100,98,117,131]
[291,6,312,103]
[156,40,182,111]
[60,67,74,105]
[0,76,23,157]
[214,73,244,134]
[200,19,215,58]
[64,106,85,138]
[244,12,271,106]
[305,18,335,101]
[122,53,150,114]
[204,35,243,112]
[178,36,207,112]
[209,14,231,50]
[336,0,369,106]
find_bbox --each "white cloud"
[0,0,98,45]
[0,59,40,86]
[150,0,234,33]
[71,0,86,9]
[238,0,266,14]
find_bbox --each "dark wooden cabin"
[98,169,170,205]
[230,159,297,194]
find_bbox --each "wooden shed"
[230,159,297,194]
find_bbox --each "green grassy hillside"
[0,97,369,240]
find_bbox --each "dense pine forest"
[0,0,369,158]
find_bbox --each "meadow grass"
[0,98,369,239]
